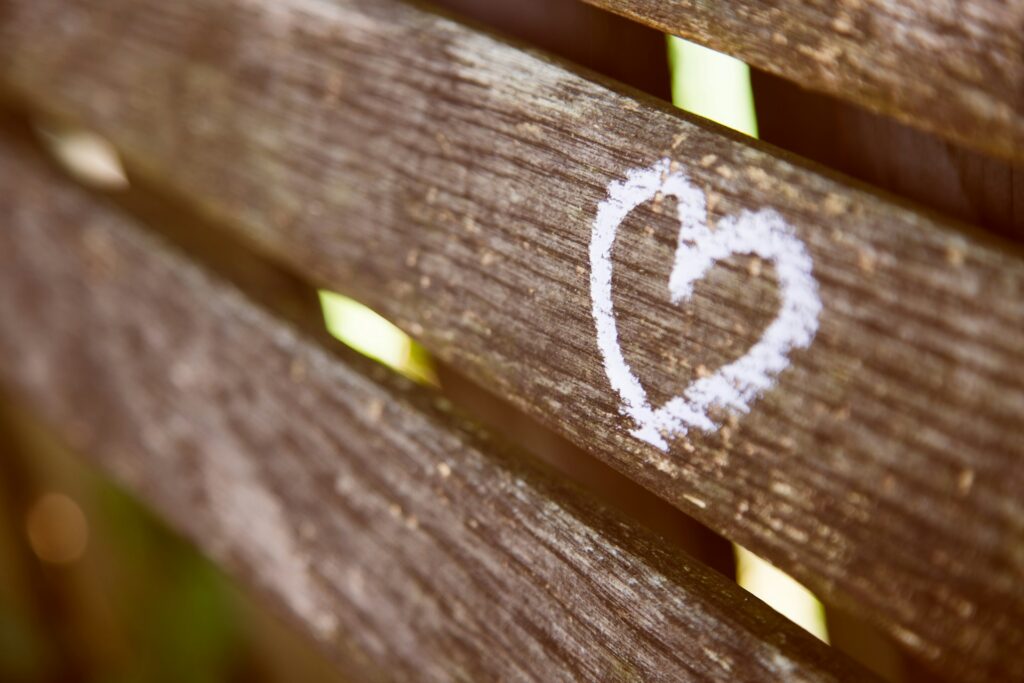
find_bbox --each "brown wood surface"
[581,0,1024,161]
[0,135,876,683]
[1,0,1022,679]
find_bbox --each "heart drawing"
[589,158,822,451]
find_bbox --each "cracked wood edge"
[1,0,1022,678]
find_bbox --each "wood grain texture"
[0,136,875,683]
[582,0,1024,161]
[1,0,1022,679]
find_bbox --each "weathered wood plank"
[0,132,875,683]
[1,0,1022,678]
[581,0,1024,160]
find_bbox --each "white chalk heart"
[589,159,821,451]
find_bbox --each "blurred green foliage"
[0,406,342,683]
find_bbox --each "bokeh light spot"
[25,492,89,564]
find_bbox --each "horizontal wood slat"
[584,0,1024,160]
[1,0,1021,678]
[0,135,875,683]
